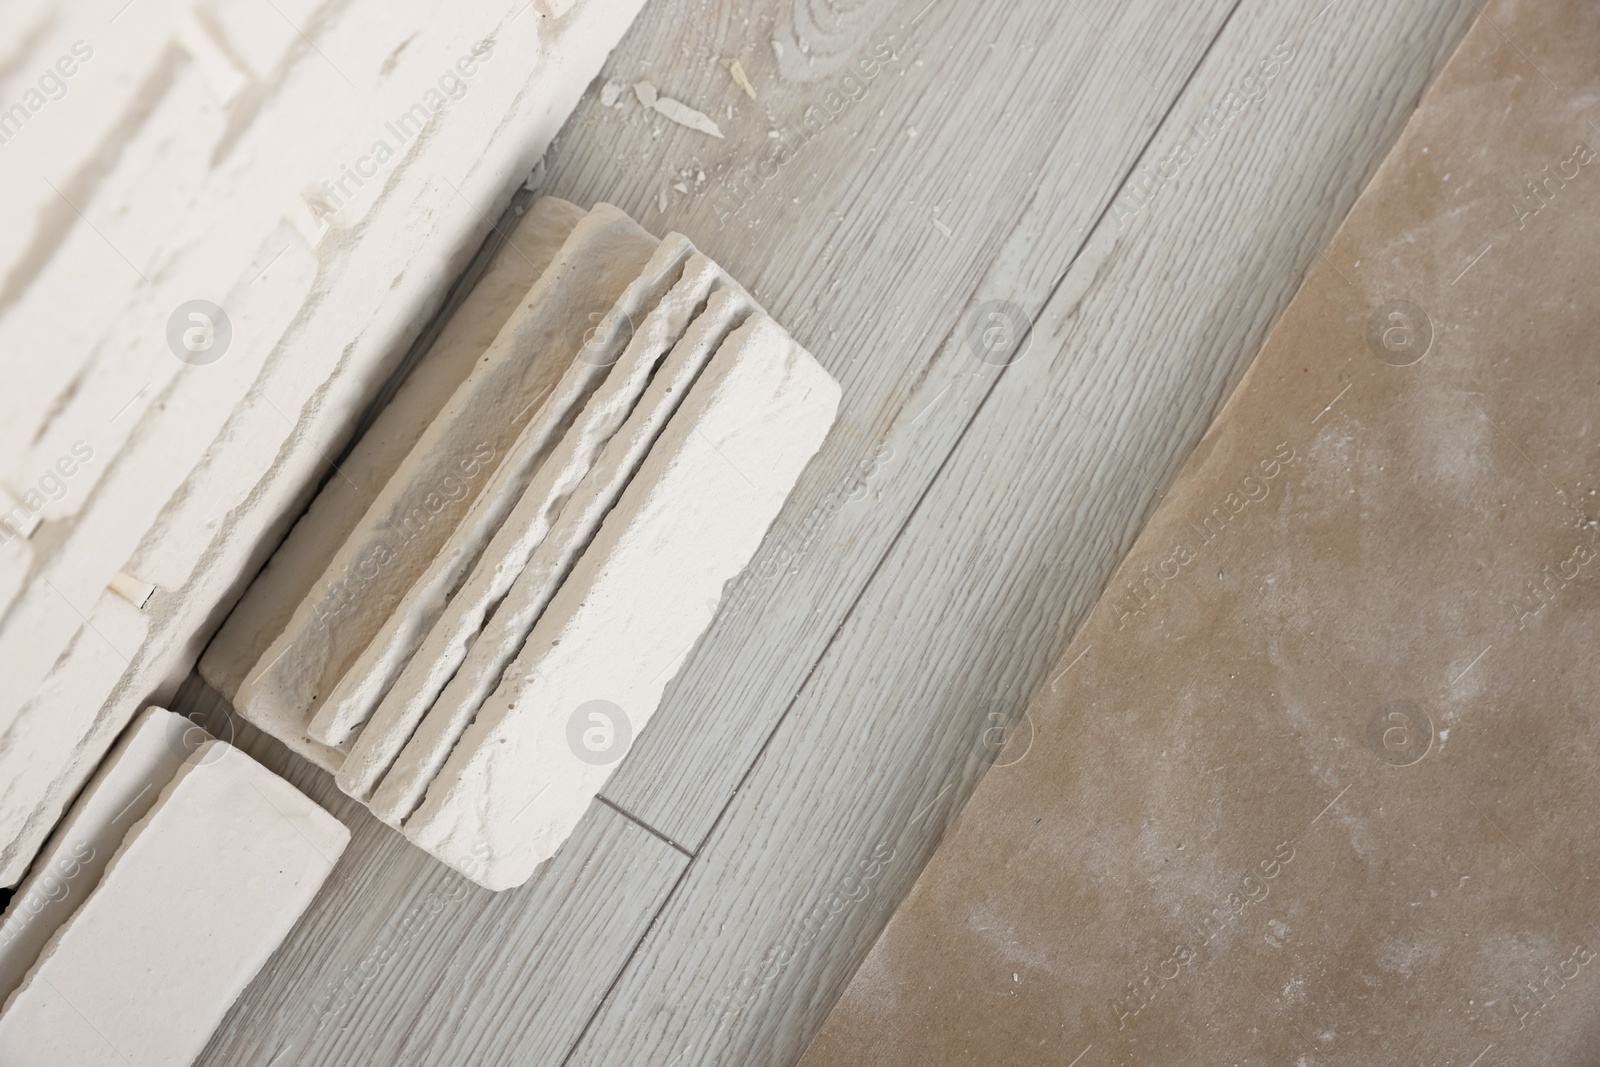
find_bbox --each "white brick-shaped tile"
[0,707,198,1006]
[405,313,840,889]
[0,740,347,1066]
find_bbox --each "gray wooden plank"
[172,678,687,1067]
[578,0,1239,850]
[564,1,1478,1064]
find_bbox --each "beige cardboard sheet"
[801,1,1600,1063]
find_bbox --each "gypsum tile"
[358,283,754,821]
[329,255,733,787]
[358,282,750,818]
[198,197,586,710]
[307,239,711,749]
[0,708,194,1006]
[403,312,839,889]
[0,741,346,1066]
[232,205,661,764]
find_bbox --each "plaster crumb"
[599,79,624,107]
[652,94,724,138]
[108,572,156,609]
[932,218,952,237]
[634,81,723,138]
[657,187,669,213]
[771,40,783,62]
[725,57,757,99]
[673,182,688,194]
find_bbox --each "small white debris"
[907,127,918,138]
[932,218,952,238]
[725,57,757,99]
[771,40,784,62]
[652,95,724,138]
[632,80,723,138]
[657,187,669,213]
[673,182,688,194]
[108,571,156,609]
[599,80,624,107]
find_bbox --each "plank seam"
[685,0,1250,858]
[595,795,696,858]
[557,4,1252,1063]
[556,842,700,1066]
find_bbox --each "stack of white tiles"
[203,201,841,890]
[0,0,649,890]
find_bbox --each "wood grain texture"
[179,677,687,1067]
[584,0,1238,849]
[566,1,1477,1064]
[177,0,1476,1063]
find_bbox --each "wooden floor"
[186,0,1478,1063]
